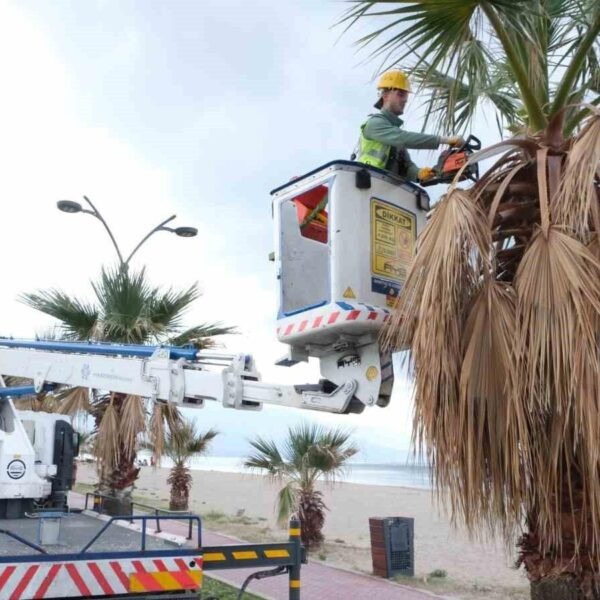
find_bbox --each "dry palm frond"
[456,279,527,538]
[95,396,119,473]
[515,225,600,554]
[119,395,145,461]
[57,387,92,415]
[161,401,182,432]
[473,153,528,207]
[13,393,60,412]
[515,226,600,413]
[383,188,490,352]
[382,189,491,508]
[553,112,600,236]
[587,233,600,261]
[149,402,165,465]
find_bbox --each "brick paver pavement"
[69,492,445,600]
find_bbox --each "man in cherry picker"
[355,70,464,184]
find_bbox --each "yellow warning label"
[371,199,416,285]
[342,287,356,299]
[366,366,379,381]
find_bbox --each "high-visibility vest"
[357,120,391,169]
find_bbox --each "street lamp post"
[56,196,198,271]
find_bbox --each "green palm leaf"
[22,260,234,504]
[20,290,99,340]
[92,266,154,343]
[165,421,218,466]
[276,482,298,527]
[340,0,600,133]
[147,284,200,334]
[245,436,289,478]
[245,423,358,546]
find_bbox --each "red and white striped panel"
[277,305,390,339]
[0,555,203,599]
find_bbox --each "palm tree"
[162,420,218,511]
[21,266,234,514]
[342,2,600,597]
[244,423,358,550]
[72,429,95,484]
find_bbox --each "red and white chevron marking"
[0,555,202,599]
[277,307,389,338]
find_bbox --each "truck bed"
[0,511,189,556]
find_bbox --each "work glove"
[441,135,465,147]
[418,167,435,183]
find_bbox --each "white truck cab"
[0,395,77,518]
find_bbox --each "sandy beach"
[77,462,529,599]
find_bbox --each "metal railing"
[0,529,47,554]
[81,492,305,599]
[78,514,201,553]
[84,491,199,542]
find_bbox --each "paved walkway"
[69,493,445,600]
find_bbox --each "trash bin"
[37,512,63,545]
[369,517,414,578]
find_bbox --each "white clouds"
[0,3,176,333]
[0,1,450,453]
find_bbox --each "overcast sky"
[0,1,502,459]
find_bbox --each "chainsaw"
[421,134,481,187]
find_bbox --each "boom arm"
[0,339,360,414]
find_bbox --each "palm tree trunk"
[167,463,191,511]
[169,490,188,512]
[101,447,139,515]
[520,470,600,598]
[97,394,139,515]
[298,489,326,550]
[531,581,598,600]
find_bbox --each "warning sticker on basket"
[370,198,416,294]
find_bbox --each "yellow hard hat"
[376,70,411,93]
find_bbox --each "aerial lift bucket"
[271,161,429,413]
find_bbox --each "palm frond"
[167,323,237,350]
[304,427,360,482]
[245,436,289,478]
[382,188,490,353]
[165,420,218,465]
[550,6,600,115]
[413,58,522,135]
[161,401,182,431]
[149,402,166,465]
[553,112,600,236]
[92,266,153,343]
[514,224,600,554]
[147,284,200,335]
[186,427,219,454]
[119,395,146,461]
[339,0,548,130]
[95,396,120,472]
[56,386,92,416]
[285,423,324,468]
[19,290,98,340]
[246,423,358,492]
[75,428,96,455]
[276,482,298,527]
[456,279,527,536]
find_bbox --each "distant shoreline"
[132,453,433,490]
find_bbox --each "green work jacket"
[358,109,441,181]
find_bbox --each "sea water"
[137,454,432,490]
